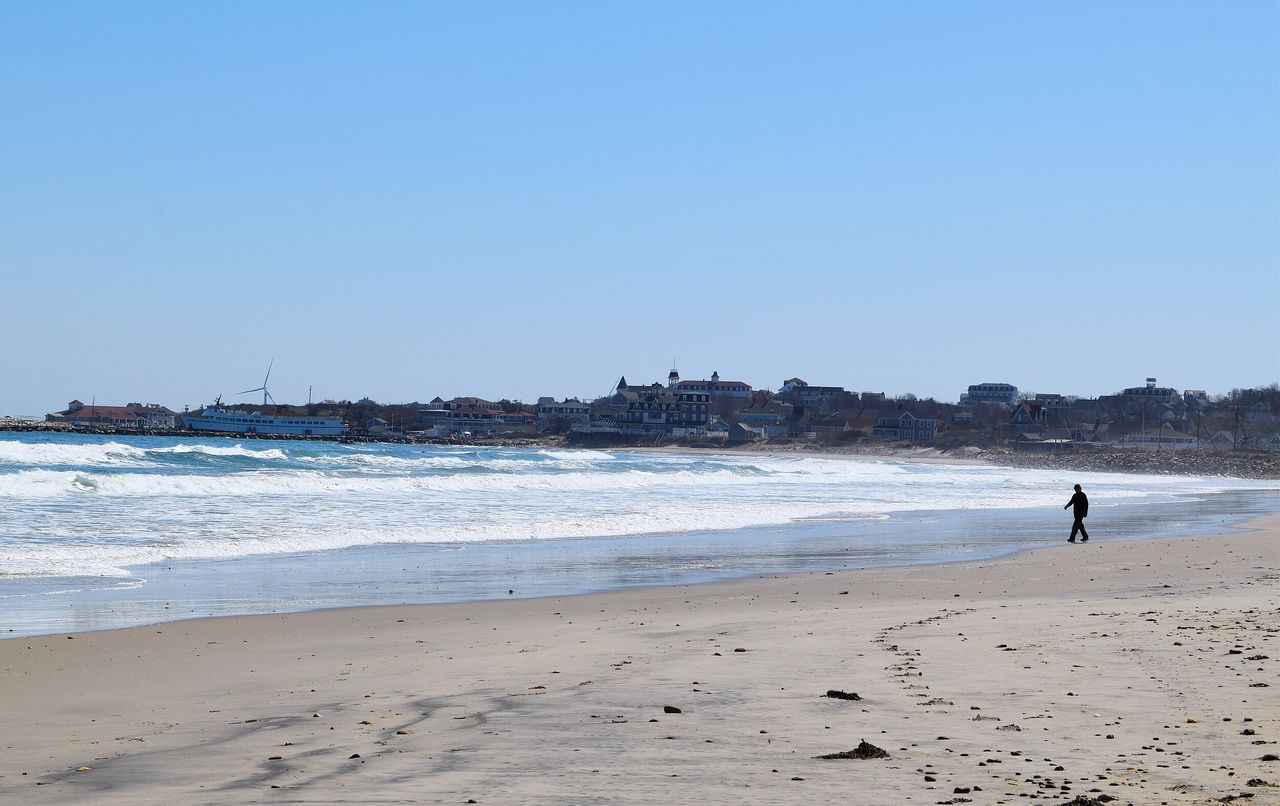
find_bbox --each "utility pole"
[1233,394,1241,450]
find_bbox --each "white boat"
[183,362,348,436]
[182,404,347,436]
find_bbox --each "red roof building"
[48,400,176,429]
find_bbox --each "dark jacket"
[1065,491,1088,518]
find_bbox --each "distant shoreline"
[1,423,1277,479]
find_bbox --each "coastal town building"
[1067,397,1104,421]
[728,421,762,442]
[610,376,712,436]
[777,378,854,414]
[1114,423,1198,449]
[870,411,939,442]
[808,412,877,439]
[1010,402,1048,427]
[500,411,538,434]
[536,398,591,427]
[962,383,1019,405]
[48,400,176,430]
[736,398,794,438]
[417,397,503,437]
[676,371,752,400]
[1122,378,1179,404]
[1207,431,1235,450]
[707,418,731,437]
[1033,393,1068,406]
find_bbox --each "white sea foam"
[0,439,291,467]
[0,434,1274,580]
[0,440,148,466]
[0,493,864,577]
[147,443,289,460]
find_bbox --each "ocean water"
[0,432,1275,637]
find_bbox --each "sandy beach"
[1,515,1277,805]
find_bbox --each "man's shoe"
[1068,538,1076,543]
[1081,537,1089,542]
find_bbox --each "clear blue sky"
[2,2,1276,415]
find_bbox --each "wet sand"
[1,514,1277,804]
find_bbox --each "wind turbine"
[239,360,276,407]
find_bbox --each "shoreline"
[5,488,1276,641]
[41,505,1276,641]
[1,514,1275,803]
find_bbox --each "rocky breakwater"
[980,447,1280,480]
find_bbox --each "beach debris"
[1246,778,1275,787]
[815,739,890,760]
[825,689,861,701]
[76,766,91,772]
[734,647,747,653]
[349,753,360,759]
[663,705,682,714]
[1260,754,1279,762]
[997,723,1022,731]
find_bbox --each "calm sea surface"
[1,432,1275,637]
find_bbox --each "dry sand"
[1,515,1277,805]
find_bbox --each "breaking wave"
[0,433,1273,579]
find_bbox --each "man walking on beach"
[1065,484,1089,543]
